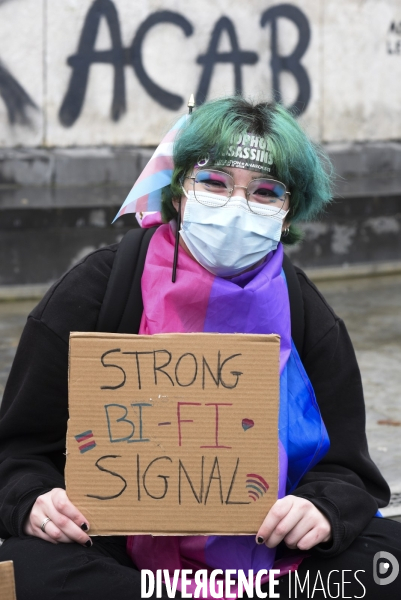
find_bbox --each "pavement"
[316,274,401,518]
[1,274,401,517]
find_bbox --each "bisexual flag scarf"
[126,224,330,596]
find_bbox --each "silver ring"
[40,516,52,533]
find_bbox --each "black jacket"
[0,244,390,557]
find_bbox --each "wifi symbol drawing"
[246,473,269,501]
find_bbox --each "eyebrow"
[214,166,268,181]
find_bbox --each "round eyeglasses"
[185,169,290,215]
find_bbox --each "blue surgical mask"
[179,190,288,277]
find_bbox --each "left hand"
[256,495,332,551]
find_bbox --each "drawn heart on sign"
[242,418,254,431]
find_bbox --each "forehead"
[197,165,272,181]
[216,165,271,179]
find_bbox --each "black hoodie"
[0,244,390,556]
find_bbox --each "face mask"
[179,190,288,277]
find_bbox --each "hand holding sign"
[24,488,92,547]
[256,495,332,550]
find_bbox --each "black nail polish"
[80,523,89,531]
[256,536,264,545]
[84,539,93,548]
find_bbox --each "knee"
[0,536,88,600]
[363,517,401,552]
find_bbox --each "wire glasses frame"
[184,169,290,215]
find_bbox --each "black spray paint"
[195,17,258,106]
[0,61,37,125]
[59,0,126,127]
[59,0,312,127]
[0,0,37,126]
[261,4,311,114]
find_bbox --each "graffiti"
[59,0,125,127]
[195,17,258,105]
[131,12,194,112]
[389,21,401,34]
[0,0,37,126]
[0,61,37,125]
[387,20,401,55]
[59,1,194,125]
[261,4,311,114]
[60,0,311,128]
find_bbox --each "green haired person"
[163,96,332,246]
[0,96,399,600]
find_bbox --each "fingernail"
[256,536,264,545]
[80,523,89,531]
[84,539,93,548]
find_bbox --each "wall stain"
[331,224,357,255]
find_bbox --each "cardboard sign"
[66,333,280,535]
[0,561,17,600]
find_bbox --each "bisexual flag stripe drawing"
[246,473,269,501]
[75,430,96,453]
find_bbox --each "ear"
[281,220,291,240]
[172,197,181,212]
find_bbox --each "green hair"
[161,96,333,245]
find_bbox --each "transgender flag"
[113,115,188,221]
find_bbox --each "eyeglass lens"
[193,170,286,213]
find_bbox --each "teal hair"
[161,96,333,245]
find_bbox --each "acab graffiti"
[60,0,311,127]
[0,1,312,129]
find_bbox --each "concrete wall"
[1,143,400,286]
[1,0,401,146]
[1,0,401,286]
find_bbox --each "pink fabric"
[140,211,163,228]
[139,225,214,335]
[135,154,174,181]
[127,536,183,573]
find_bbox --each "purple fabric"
[204,244,291,374]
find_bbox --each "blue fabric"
[284,342,330,493]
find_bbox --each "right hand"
[24,488,92,546]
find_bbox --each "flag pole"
[172,94,195,283]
